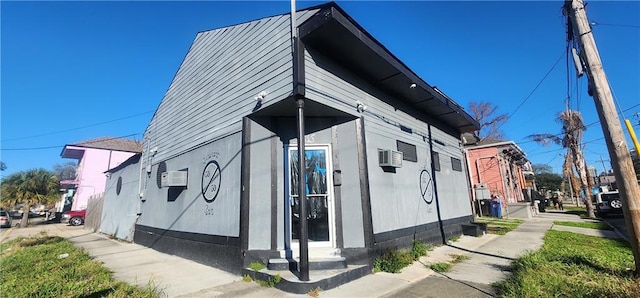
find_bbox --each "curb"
[601,219,628,242]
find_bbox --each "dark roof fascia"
[105,153,142,174]
[62,143,142,154]
[60,145,84,159]
[298,3,480,132]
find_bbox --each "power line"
[591,21,640,29]
[517,103,640,145]
[1,110,153,142]
[499,52,566,128]
[0,134,141,151]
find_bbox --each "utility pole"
[565,0,640,275]
[598,156,609,175]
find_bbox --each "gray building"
[100,2,479,288]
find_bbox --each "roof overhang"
[60,145,85,159]
[467,141,529,165]
[59,180,80,187]
[298,4,480,133]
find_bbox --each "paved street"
[603,213,629,240]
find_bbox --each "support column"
[296,97,309,281]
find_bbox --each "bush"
[373,248,414,273]
[430,262,452,273]
[255,274,281,288]
[248,261,265,271]
[411,240,430,260]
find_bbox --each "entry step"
[267,257,347,270]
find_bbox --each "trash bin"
[490,199,502,218]
[537,199,546,212]
[479,199,491,216]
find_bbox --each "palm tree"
[0,169,59,227]
[529,110,596,218]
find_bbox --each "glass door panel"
[288,146,332,245]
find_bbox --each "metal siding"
[434,150,472,220]
[100,160,141,241]
[145,15,293,163]
[304,46,471,235]
[365,132,439,234]
[248,121,274,250]
[305,50,429,138]
[431,129,473,220]
[336,121,365,248]
[137,131,242,236]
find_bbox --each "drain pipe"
[291,0,309,282]
[427,125,446,244]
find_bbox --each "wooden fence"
[85,193,104,232]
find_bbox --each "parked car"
[61,210,86,226]
[0,210,13,228]
[593,191,623,217]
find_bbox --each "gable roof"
[61,137,143,158]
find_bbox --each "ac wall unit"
[161,171,188,187]
[378,149,403,168]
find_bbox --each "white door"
[286,145,335,251]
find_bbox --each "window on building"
[451,157,463,172]
[396,140,417,162]
[433,152,441,171]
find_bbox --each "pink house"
[465,140,531,204]
[60,137,142,211]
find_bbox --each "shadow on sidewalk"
[446,244,514,261]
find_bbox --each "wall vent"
[475,183,488,189]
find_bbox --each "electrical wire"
[498,52,566,130]
[0,134,141,151]
[1,110,153,142]
[591,22,640,29]
[517,103,640,145]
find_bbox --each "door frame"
[284,144,336,251]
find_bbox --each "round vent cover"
[116,176,123,195]
[156,161,167,188]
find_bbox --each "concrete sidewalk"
[1,212,621,297]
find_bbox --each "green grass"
[563,206,589,219]
[0,235,162,298]
[373,240,432,274]
[554,220,613,230]
[411,240,432,260]
[449,254,470,264]
[255,274,281,288]
[494,230,639,297]
[373,248,414,273]
[248,261,266,271]
[474,217,524,235]
[429,262,452,273]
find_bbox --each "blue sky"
[1,1,639,177]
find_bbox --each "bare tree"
[532,164,553,174]
[468,101,508,141]
[529,110,596,218]
[52,162,77,181]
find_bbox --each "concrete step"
[267,257,347,270]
